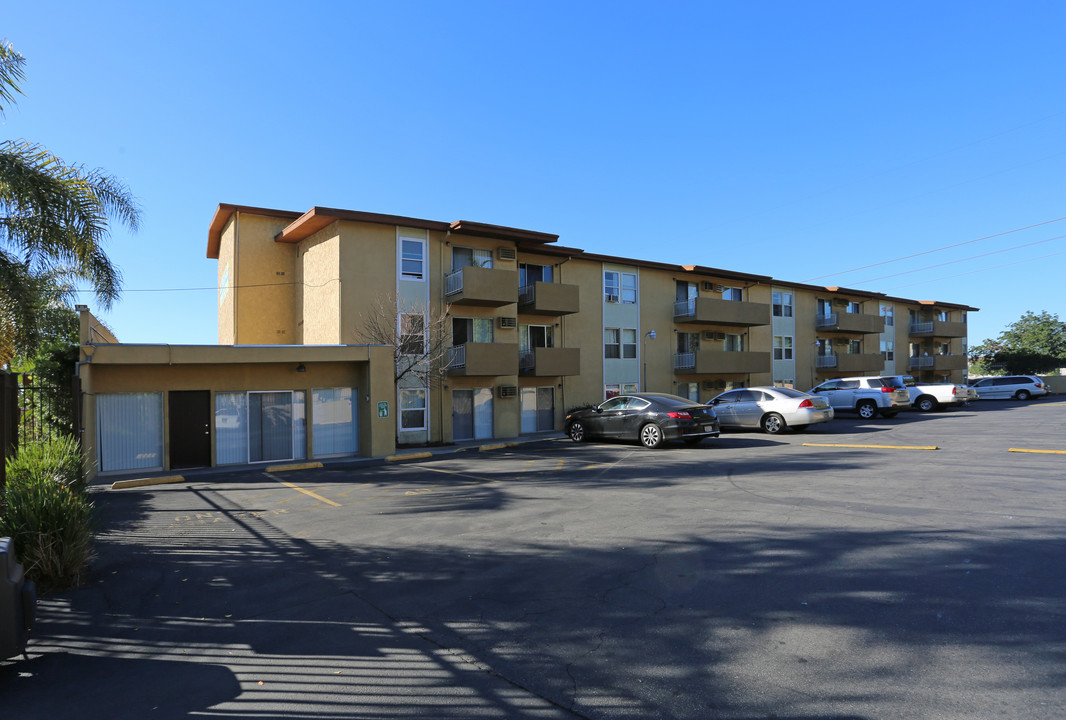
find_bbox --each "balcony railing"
[448,344,466,369]
[443,266,518,306]
[518,281,579,315]
[674,352,696,371]
[816,355,837,368]
[909,321,967,338]
[816,312,884,334]
[671,350,770,374]
[519,350,535,370]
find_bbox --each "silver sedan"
[708,386,834,434]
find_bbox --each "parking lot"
[4,399,1065,719]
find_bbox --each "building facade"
[207,204,977,449]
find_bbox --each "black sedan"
[564,393,721,448]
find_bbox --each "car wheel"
[916,396,938,412]
[761,413,786,434]
[857,401,877,419]
[639,423,665,449]
[880,410,898,418]
[568,421,586,442]
[1016,390,1031,401]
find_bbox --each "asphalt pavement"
[2,399,1064,719]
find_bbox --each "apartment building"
[204,203,976,454]
[73,203,974,478]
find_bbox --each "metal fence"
[0,371,76,490]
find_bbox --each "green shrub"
[5,435,86,494]
[2,438,94,592]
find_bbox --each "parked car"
[809,376,911,419]
[967,375,1049,400]
[708,386,834,434]
[565,393,720,448]
[883,375,970,412]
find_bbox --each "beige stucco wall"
[228,213,299,345]
[558,256,605,410]
[298,225,342,344]
[216,217,237,344]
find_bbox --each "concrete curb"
[111,475,185,490]
[803,443,940,451]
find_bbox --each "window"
[773,335,793,360]
[623,382,639,394]
[846,301,861,314]
[678,382,699,401]
[939,342,950,355]
[215,391,307,465]
[604,328,621,358]
[605,384,621,399]
[816,338,834,356]
[621,273,637,303]
[936,310,949,322]
[452,246,493,271]
[400,388,427,430]
[772,291,793,317]
[677,332,700,354]
[400,239,425,279]
[520,324,554,350]
[604,271,620,302]
[312,387,357,458]
[848,340,862,354]
[452,317,493,345]
[519,263,552,287]
[97,392,163,472]
[881,340,895,361]
[399,314,425,355]
[622,329,637,358]
[724,333,744,352]
[773,378,796,389]
[721,286,742,301]
[880,304,894,326]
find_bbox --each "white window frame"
[772,291,793,317]
[399,313,426,356]
[881,340,895,361]
[399,388,427,432]
[604,271,620,303]
[604,328,621,359]
[399,235,426,280]
[621,328,637,358]
[880,304,894,326]
[773,335,793,360]
[722,286,743,302]
[724,333,744,352]
[621,273,637,303]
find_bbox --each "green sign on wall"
[377,401,389,418]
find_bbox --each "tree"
[968,311,1066,375]
[0,40,140,366]
[353,294,455,389]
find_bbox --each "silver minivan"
[967,375,1049,400]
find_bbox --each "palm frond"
[0,39,26,116]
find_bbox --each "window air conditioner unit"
[715,284,726,293]
[498,316,517,329]
[497,384,518,399]
[497,247,516,260]
[605,294,619,303]
[701,281,715,291]
[715,332,726,340]
[703,331,716,340]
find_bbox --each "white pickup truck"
[886,375,971,412]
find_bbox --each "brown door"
[169,390,211,469]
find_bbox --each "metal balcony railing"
[519,350,536,370]
[444,269,463,296]
[673,299,696,318]
[816,355,838,368]
[910,322,934,334]
[674,352,695,370]
[448,344,466,369]
[816,313,838,328]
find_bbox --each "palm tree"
[0,40,140,366]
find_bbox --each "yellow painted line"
[386,452,432,462]
[276,480,342,507]
[265,461,323,473]
[803,443,939,451]
[1009,447,1066,455]
[478,443,508,452]
[111,475,185,490]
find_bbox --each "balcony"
[816,312,885,334]
[673,297,770,327]
[447,343,518,376]
[519,347,580,376]
[909,354,967,371]
[815,353,884,374]
[444,266,518,307]
[909,320,967,338]
[673,350,771,375]
[518,281,580,316]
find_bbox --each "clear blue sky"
[5,1,1065,347]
